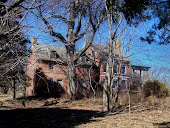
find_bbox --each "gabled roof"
[90,44,131,62]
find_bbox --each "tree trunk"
[103,43,114,112]
[103,2,114,111]
[66,46,77,99]
[11,78,16,99]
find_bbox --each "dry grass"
[0,92,170,128]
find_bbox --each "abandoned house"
[26,38,135,96]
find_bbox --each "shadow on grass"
[0,107,106,128]
[153,122,170,128]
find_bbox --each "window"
[122,64,126,74]
[78,79,84,89]
[86,80,90,89]
[49,63,54,70]
[122,80,126,90]
[86,67,90,73]
[48,77,54,87]
[56,79,63,92]
[50,51,58,59]
[115,54,119,58]
[113,79,118,89]
[113,62,117,73]
[103,61,107,72]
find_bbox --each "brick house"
[86,41,131,91]
[26,38,131,96]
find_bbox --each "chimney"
[32,38,37,44]
[116,40,121,52]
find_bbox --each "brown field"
[0,92,170,128]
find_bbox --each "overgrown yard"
[0,92,170,128]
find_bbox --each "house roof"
[32,44,93,66]
[90,44,131,62]
[32,44,67,63]
[131,65,150,68]
[31,43,130,65]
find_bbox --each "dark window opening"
[49,63,54,70]
[48,77,54,87]
[56,79,63,92]
[78,79,84,89]
[103,61,107,72]
[113,80,118,88]
[113,62,117,73]
[87,67,90,73]
[122,64,126,74]
[86,80,90,89]
[50,51,59,59]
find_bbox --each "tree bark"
[103,0,114,111]
[66,46,77,99]
[11,78,16,99]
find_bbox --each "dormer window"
[49,63,54,70]
[80,56,87,62]
[50,51,59,59]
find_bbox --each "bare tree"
[26,0,106,98]
[0,0,33,98]
[103,0,151,111]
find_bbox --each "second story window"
[49,63,54,70]
[103,61,107,72]
[87,67,90,73]
[113,62,117,73]
[122,64,126,74]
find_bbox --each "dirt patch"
[0,93,170,128]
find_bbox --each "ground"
[0,91,170,128]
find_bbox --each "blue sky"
[24,9,170,87]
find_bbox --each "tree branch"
[37,3,67,44]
